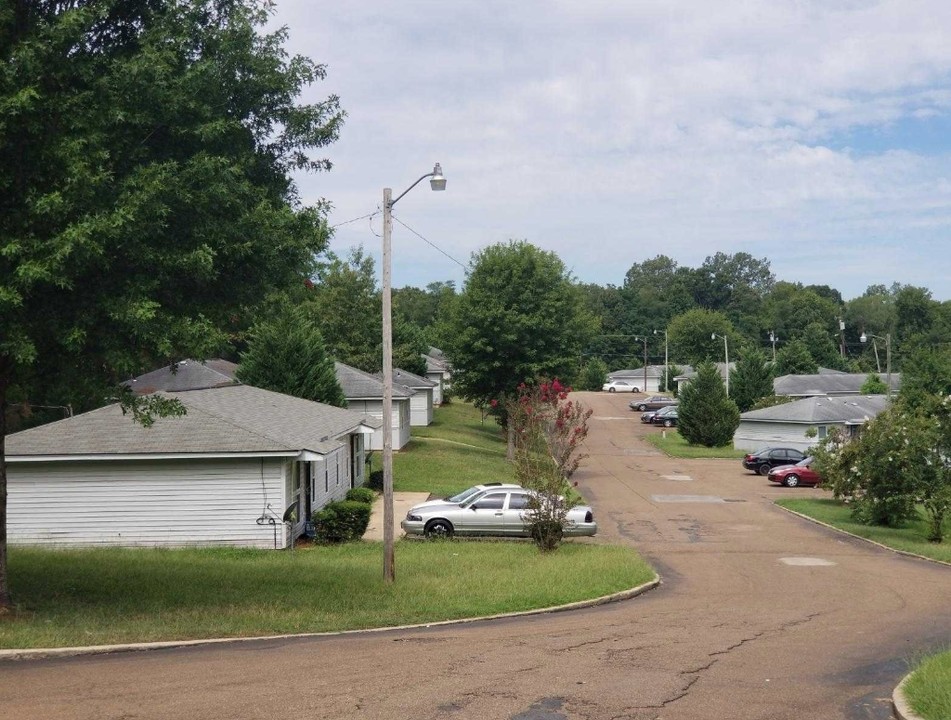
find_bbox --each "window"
[508,493,531,510]
[817,426,828,439]
[472,493,505,510]
[325,467,329,493]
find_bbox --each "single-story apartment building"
[606,365,676,394]
[733,395,890,453]
[390,368,436,426]
[423,348,451,405]
[773,372,901,398]
[5,384,380,549]
[335,362,412,450]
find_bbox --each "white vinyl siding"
[408,389,434,426]
[733,421,823,453]
[345,399,411,451]
[7,458,289,549]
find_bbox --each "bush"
[366,470,384,491]
[312,500,372,544]
[346,487,376,504]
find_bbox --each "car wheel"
[424,519,454,538]
[663,419,674,427]
[608,387,616,393]
[757,464,771,476]
[638,404,647,411]
[784,474,800,488]
[632,387,640,393]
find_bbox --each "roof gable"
[127,359,238,394]
[335,362,413,400]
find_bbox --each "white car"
[401,487,598,539]
[602,379,639,393]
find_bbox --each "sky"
[269,0,951,302]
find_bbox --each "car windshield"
[796,457,813,467]
[445,486,485,503]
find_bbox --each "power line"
[392,215,467,269]
[329,211,379,229]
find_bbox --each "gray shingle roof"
[774,373,900,396]
[423,353,450,373]
[608,365,676,380]
[390,368,436,389]
[127,359,238,394]
[6,384,380,459]
[740,395,890,424]
[335,362,413,400]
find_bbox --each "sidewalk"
[362,492,430,541]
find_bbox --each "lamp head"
[860,332,867,343]
[711,333,716,340]
[429,163,446,191]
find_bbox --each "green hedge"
[312,500,372,544]
[346,487,376,504]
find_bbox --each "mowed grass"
[643,430,747,459]
[905,649,951,720]
[2,400,656,650]
[775,498,951,564]
[2,541,655,649]
[393,402,513,498]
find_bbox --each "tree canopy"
[445,240,596,407]
[0,0,341,609]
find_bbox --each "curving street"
[1,391,949,720]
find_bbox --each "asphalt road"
[2,391,949,720]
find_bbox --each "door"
[460,491,507,533]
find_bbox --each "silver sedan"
[401,488,597,539]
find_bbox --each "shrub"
[366,470,384,491]
[346,487,376,504]
[312,500,372,544]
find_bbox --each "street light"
[382,163,446,583]
[859,331,891,397]
[654,329,668,392]
[711,332,730,396]
[768,331,777,363]
[633,336,648,392]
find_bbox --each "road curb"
[775,505,951,568]
[892,672,926,720]
[0,576,661,662]
[776,503,944,720]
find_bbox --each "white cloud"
[271,0,951,299]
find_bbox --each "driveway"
[1,391,949,720]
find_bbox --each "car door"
[460,491,507,533]
[502,491,533,535]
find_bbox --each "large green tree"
[729,348,773,412]
[0,0,342,609]
[677,361,740,447]
[309,248,427,376]
[236,304,346,407]
[667,308,735,367]
[445,240,596,407]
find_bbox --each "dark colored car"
[629,395,677,412]
[767,457,822,487]
[651,407,678,427]
[641,405,676,424]
[742,447,806,476]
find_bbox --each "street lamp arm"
[389,163,446,208]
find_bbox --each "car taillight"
[585,510,593,523]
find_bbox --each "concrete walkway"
[361,491,430,541]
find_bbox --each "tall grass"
[2,542,655,649]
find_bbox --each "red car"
[767,457,821,487]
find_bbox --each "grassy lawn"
[391,402,513,498]
[2,542,655,649]
[905,649,951,720]
[644,429,747,459]
[775,498,951,564]
[2,400,657,650]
